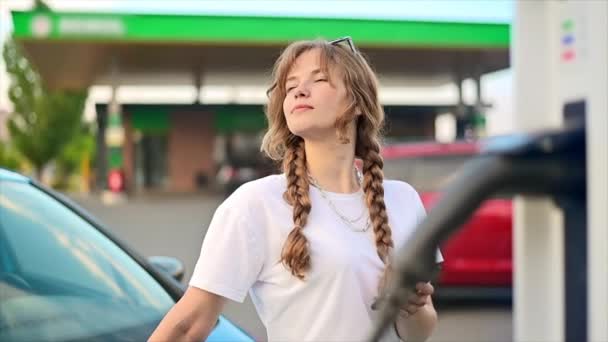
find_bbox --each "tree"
[3,38,88,180]
[34,0,52,11]
[52,122,96,190]
[0,142,21,171]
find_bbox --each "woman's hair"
[261,39,393,279]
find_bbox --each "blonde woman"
[150,37,442,342]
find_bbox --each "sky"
[3,0,513,22]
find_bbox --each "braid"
[280,138,312,279]
[359,135,394,264]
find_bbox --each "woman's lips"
[292,105,314,113]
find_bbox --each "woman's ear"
[355,106,363,116]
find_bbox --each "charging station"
[370,2,606,341]
[513,2,607,341]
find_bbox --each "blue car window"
[0,181,174,341]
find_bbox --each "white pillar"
[585,2,608,341]
[513,1,608,341]
[512,2,564,341]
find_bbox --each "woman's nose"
[294,84,311,98]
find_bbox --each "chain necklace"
[308,167,371,233]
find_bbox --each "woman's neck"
[304,139,359,194]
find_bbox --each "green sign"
[214,106,267,134]
[12,10,510,48]
[108,146,123,169]
[130,108,170,135]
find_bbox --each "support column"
[105,85,125,192]
[194,64,202,105]
[104,58,126,194]
[95,109,107,191]
[472,70,486,138]
[453,72,470,139]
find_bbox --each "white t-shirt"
[190,173,443,341]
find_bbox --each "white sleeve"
[189,196,265,303]
[411,188,444,264]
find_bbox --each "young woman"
[149,37,442,342]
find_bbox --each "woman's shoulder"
[213,173,287,223]
[382,178,420,203]
[224,173,287,204]
[383,178,417,193]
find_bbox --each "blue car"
[0,168,253,341]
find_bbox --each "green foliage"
[34,0,52,11]
[52,123,96,190]
[3,38,88,180]
[0,142,21,171]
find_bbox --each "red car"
[381,141,512,300]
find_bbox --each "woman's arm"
[394,283,438,341]
[148,286,227,342]
[394,296,438,341]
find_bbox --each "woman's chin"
[287,124,314,138]
[287,121,337,141]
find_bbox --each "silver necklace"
[308,167,371,233]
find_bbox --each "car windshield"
[383,154,474,192]
[0,180,174,341]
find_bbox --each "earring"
[355,166,363,184]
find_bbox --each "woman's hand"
[399,282,434,318]
[375,264,438,341]
[374,261,434,317]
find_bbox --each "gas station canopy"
[10,10,510,90]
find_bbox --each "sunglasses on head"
[328,36,358,54]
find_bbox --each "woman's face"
[282,48,351,141]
